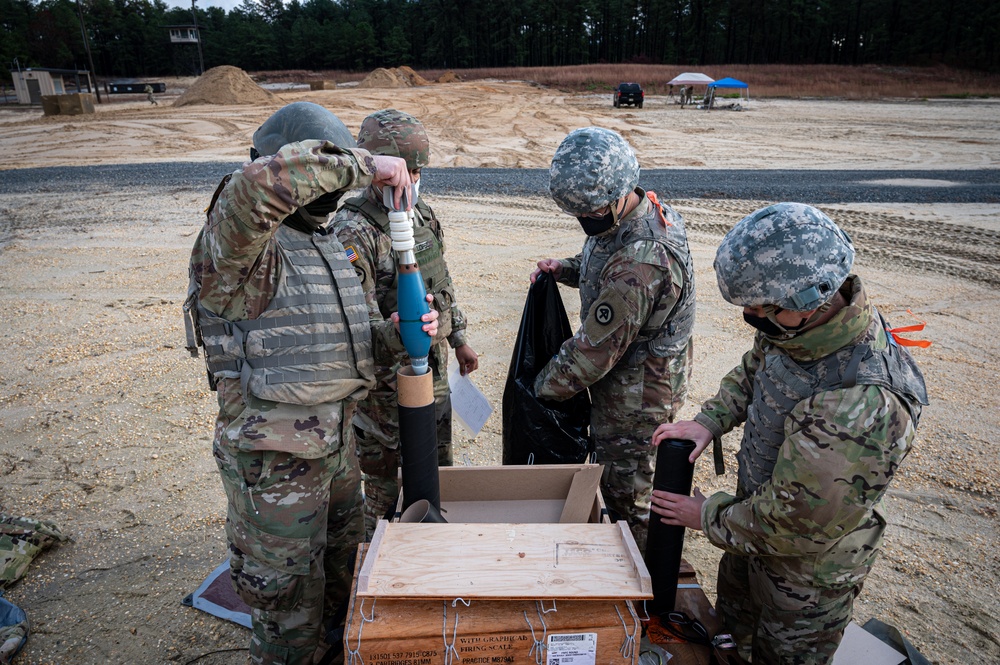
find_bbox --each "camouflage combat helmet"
[357,109,430,171]
[549,127,640,214]
[715,203,855,311]
[252,101,354,157]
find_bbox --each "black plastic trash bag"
[502,272,592,464]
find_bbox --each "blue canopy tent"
[705,77,750,109]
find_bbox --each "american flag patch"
[345,246,358,263]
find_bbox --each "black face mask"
[577,211,617,236]
[284,192,344,234]
[743,313,785,337]
[743,311,810,338]
[304,191,343,217]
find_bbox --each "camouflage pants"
[716,552,858,665]
[592,431,655,552]
[355,350,453,538]
[214,407,364,665]
[589,357,684,553]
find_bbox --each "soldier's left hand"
[371,155,412,209]
[652,420,712,464]
[650,488,707,531]
[390,293,439,338]
[455,344,479,376]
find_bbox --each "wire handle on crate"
[524,606,548,665]
[346,597,377,665]
[538,599,557,614]
[442,601,460,665]
[615,603,637,659]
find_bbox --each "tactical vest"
[187,225,374,406]
[340,196,454,340]
[738,312,928,496]
[579,195,696,364]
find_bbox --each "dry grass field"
[254,62,1000,98]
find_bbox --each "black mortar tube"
[644,438,696,616]
[397,365,440,511]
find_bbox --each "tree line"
[2,0,997,83]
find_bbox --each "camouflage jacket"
[187,140,376,457]
[1,514,68,588]
[697,275,926,589]
[330,187,468,369]
[535,193,692,429]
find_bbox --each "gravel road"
[1,164,999,203]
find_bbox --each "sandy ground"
[0,81,998,664]
[1,80,1000,171]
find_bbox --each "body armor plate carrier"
[579,194,696,365]
[738,311,928,496]
[185,224,374,406]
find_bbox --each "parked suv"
[613,82,644,108]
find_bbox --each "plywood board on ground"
[345,545,640,665]
[357,521,652,600]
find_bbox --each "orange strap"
[646,191,672,226]
[887,309,931,348]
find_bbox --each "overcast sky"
[164,0,243,12]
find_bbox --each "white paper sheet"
[447,364,494,437]
[832,622,906,665]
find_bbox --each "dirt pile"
[173,65,279,107]
[397,66,430,85]
[438,71,460,83]
[357,66,431,88]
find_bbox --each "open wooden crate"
[344,464,719,664]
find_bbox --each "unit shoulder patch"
[583,287,634,347]
[595,302,615,325]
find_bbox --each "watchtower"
[165,24,205,75]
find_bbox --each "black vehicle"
[613,82,644,108]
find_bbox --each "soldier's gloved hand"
[390,293,439,338]
[454,344,479,376]
[530,258,562,283]
[371,155,412,209]
[651,420,712,464]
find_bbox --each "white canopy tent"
[667,72,714,105]
[667,72,715,86]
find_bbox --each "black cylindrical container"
[644,438,696,616]
[399,499,448,524]
[398,366,441,511]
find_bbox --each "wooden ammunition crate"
[345,545,641,664]
[344,464,720,664]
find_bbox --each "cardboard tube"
[398,364,433,408]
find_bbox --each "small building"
[10,68,95,105]
[166,24,201,45]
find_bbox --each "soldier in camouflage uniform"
[183,102,437,665]
[531,127,696,551]
[330,109,479,537]
[650,203,928,664]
